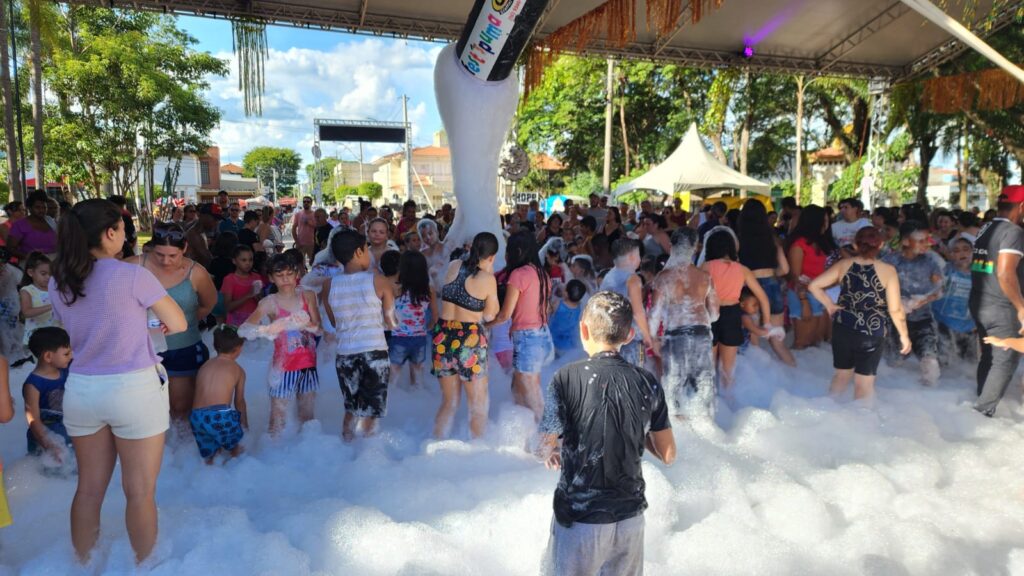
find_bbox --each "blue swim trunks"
[189,405,243,459]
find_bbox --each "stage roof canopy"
[84,0,1022,79]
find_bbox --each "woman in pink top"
[701,229,772,390]
[786,205,836,349]
[50,199,186,564]
[488,232,552,422]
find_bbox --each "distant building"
[372,131,453,210]
[808,144,847,206]
[151,146,221,203]
[925,166,989,209]
[332,160,377,187]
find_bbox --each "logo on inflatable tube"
[456,0,549,81]
[492,0,513,14]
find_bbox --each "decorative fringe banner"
[921,68,1024,114]
[523,0,725,96]
[232,19,269,117]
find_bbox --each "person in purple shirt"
[50,199,186,565]
[7,190,57,259]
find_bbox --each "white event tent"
[613,123,771,199]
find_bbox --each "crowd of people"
[0,184,1023,573]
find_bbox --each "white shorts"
[64,365,169,440]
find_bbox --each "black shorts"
[335,350,390,418]
[832,321,884,376]
[712,305,744,347]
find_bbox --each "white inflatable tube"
[435,43,519,269]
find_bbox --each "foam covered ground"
[2,337,1024,575]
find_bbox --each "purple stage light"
[743,45,755,58]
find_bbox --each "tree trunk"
[957,119,967,210]
[709,134,727,165]
[917,135,936,206]
[28,0,43,190]
[0,0,22,201]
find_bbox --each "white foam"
[2,333,1024,574]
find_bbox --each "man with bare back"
[650,227,720,421]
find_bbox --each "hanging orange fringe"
[921,68,1024,114]
[523,0,725,97]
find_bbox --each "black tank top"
[835,262,888,337]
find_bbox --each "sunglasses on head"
[154,229,186,242]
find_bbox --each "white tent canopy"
[613,123,771,198]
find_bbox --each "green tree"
[44,8,226,197]
[563,171,602,198]
[243,146,302,196]
[358,181,382,200]
[333,183,358,203]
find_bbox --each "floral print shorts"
[432,320,488,381]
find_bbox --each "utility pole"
[403,95,413,203]
[358,142,364,184]
[272,167,278,203]
[602,59,614,195]
[795,75,804,201]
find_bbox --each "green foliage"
[306,157,342,199]
[518,56,714,181]
[333,183,359,202]
[242,146,302,196]
[828,157,865,203]
[776,179,812,207]
[562,171,602,199]
[43,7,226,196]
[358,181,383,200]
[611,167,648,191]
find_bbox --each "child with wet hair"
[539,291,675,576]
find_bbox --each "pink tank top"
[273,294,317,372]
[707,259,745,303]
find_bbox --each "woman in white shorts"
[50,199,186,564]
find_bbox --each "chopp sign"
[460,0,524,78]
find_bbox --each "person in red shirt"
[395,200,419,240]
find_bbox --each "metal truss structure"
[67,0,1023,80]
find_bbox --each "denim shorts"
[159,341,210,377]
[786,288,825,319]
[389,335,427,366]
[512,326,554,374]
[757,277,785,316]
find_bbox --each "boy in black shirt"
[539,291,676,576]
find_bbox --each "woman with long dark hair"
[702,229,774,389]
[738,199,794,364]
[126,224,217,431]
[489,231,553,421]
[50,199,186,564]
[433,232,500,438]
[786,204,836,348]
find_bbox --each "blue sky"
[178,16,446,174]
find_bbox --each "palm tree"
[0,0,21,200]
[27,0,45,189]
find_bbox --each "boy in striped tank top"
[324,229,396,442]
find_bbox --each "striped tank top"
[329,271,387,355]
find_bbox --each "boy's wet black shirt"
[541,351,670,527]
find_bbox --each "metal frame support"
[816,2,910,73]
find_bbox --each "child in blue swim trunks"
[190,325,248,463]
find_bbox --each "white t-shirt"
[832,218,870,248]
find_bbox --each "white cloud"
[206,37,444,173]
